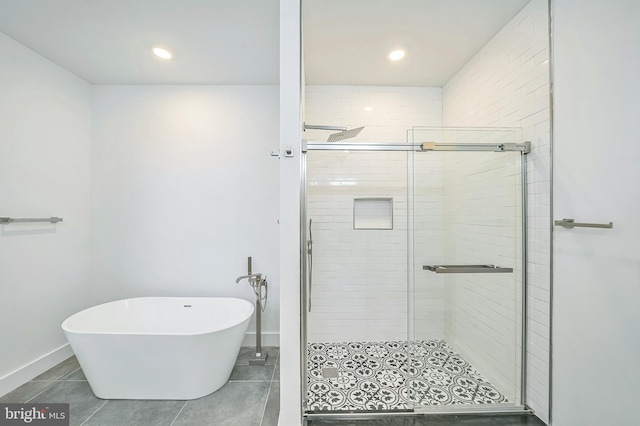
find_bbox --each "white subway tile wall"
[307,150,410,342]
[305,86,443,143]
[305,86,443,343]
[411,152,446,342]
[442,0,550,421]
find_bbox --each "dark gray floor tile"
[33,356,80,381]
[83,399,186,426]
[230,364,275,381]
[30,380,105,426]
[4,347,282,424]
[173,381,270,426]
[274,359,280,380]
[62,368,87,381]
[261,382,280,426]
[0,381,55,403]
[236,347,280,366]
[264,347,280,366]
[236,346,253,363]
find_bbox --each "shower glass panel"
[303,127,526,415]
[408,127,524,411]
[304,149,413,412]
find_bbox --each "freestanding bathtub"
[62,297,254,400]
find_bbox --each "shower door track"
[304,140,530,153]
[304,406,532,425]
[300,140,531,419]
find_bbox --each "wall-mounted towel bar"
[423,264,513,274]
[554,218,612,229]
[0,217,63,224]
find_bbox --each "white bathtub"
[62,297,254,400]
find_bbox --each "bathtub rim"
[61,296,255,337]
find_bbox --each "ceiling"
[0,0,529,86]
[0,0,280,85]
[304,0,530,86]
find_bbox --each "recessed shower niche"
[353,198,393,230]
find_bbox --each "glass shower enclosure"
[302,127,527,418]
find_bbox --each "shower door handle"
[554,218,613,229]
[307,219,313,312]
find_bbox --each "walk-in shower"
[301,127,528,420]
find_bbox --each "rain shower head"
[327,126,364,142]
[303,123,365,142]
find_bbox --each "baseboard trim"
[242,331,280,347]
[0,344,73,398]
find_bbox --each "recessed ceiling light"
[388,49,405,61]
[152,47,172,60]
[364,106,374,112]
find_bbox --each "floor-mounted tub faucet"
[236,257,268,365]
[235,273,262,284]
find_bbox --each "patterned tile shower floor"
[307,340,507,411]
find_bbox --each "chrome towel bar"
[554,218,612,229]
[0,217,63,224]
[423,264,513,274]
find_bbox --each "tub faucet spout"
[235,273,262,284]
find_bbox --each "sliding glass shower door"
[303,129,526,416]
[408,128,525,411]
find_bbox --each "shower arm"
[303,123,347,132]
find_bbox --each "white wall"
[304,86,444,343]
[442,0,550,421]
[0,32,92,395]
[278,0,303,422]
[552,1,640,425]
[90,85,280,344]
[0,35,282,397]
